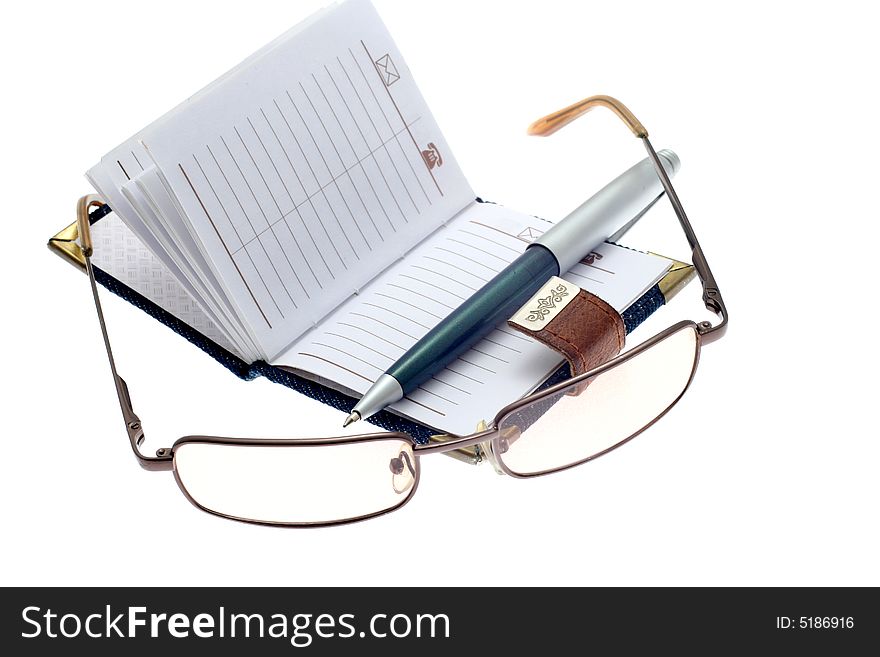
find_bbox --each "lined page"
[278,203,672,435]
[90,0,474,360]
[89,146,260,361]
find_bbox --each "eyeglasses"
[63,95,727,527]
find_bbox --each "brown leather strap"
[508,277,625,392]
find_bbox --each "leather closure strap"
[508,277,625,393]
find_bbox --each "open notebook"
[85,0,676,436]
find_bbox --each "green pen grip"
[388,244,559,394]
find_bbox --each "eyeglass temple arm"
[76,195,173,471]
[528,95,728,343]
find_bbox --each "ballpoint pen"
[344,150,681,426]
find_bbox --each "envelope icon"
[374,54,400,86]
[518,226,544,241]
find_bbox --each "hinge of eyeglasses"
[121,407,172,461]
[704,288,722,315]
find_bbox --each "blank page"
[89,0,474,360]
[278,203,672,436]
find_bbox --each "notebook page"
[91,0,473,361]
[89,152,258,360]
[87,213,242,358]
[278,203,672,435]
[129,167,260,358]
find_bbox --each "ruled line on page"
[282,90,389,238]
[337,322,406,351]
[331,58,420,215]
[458,356,496,374]
[300,74,396,240]
[416,386,456,405]
[270,97,343,280]
[296,353,373,383]
[468,219,531,245]
[234,125,285,218]
[385,282,456,310]
[347,48,431,206]
[178,163,272,328]
[360,39,443,197]
[348,312,418,340]
[313,342,383,372]
[373,293,443,320]
[324,332,395,363]
[399,397,446,417]
[313,70,409,223]
[423,255,489,284]
[458,228,522,255]
[227,127,303,307]
[361,303,432,331]
[258,104,339,275]
[433,247,500,274]
[567,271,604,285]
[483,335,522,353]
[446,236,510,264]
[202,146,250,243]
[444,366,484,385]
[430,376,471,395]
[220,133,272,225]
[231,109,425,253]
[412,262,481,290]
[398,273,468,300]
[284,92,351,267]
[194,150,299,311]
[241,243,287,316]
[470,346,509,364]
[298,348,447,416]
[298,78,374,253]
[497,326,534,343]
[246,114,347,274]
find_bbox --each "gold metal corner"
[48,195,106,272]
[47,221,87,272]
[652,253,697,303]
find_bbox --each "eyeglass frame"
[61,94,727,527]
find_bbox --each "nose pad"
[390,450,416,495]
[496,425,521,455]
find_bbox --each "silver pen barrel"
[534,149,680,273]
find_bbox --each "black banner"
[1,587,875,654]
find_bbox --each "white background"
[2,0,878,586]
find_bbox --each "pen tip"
[343,411,361,428]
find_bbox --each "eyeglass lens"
[496,324,699,476]
[173,438,417,524]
